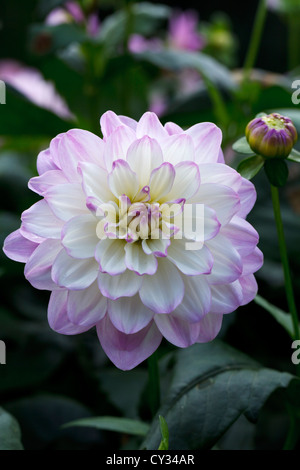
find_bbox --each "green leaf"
[29,24,87,54]
[254,295,295,337]
[0,86,71,137]
[63,416,150,437]
[136,49,236,91]
[232,137,256,155]
[237,155,265,180]
[142,341,300,450]
[287,148,300,163]
[0,408,23,450]
[158,415,169,450]
[264,159,289,187]
[98,2,171,50]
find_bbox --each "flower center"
[262,114,287,131]
[119,201,161,242]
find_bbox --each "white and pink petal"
[21,199,63,239]
[98,269,143,300]
[67,281,107,327]
[95,238,126,275]
[52,249,99,290]
[139,259,184,313]
[61,214,99,259]
[3,229,39,263]
[25,239,62,290]
[96,315,162,370]
[108,295,154,334]
[48,290,91,335]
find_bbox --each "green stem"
[270,185,299,342]
[243,0,267,80]
[283,402,300,449]
[202,75,229,128]
[147,351,160,417]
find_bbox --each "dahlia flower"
[246,113,298,159]
[3,111,263,370]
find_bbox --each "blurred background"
[0,0,300,450]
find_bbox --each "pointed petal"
[210,280,243,314]
[98,269,143,300]
[78,162,115,205]
[45,183,88,221]
[239,274,258,305]
[125,242,158,275]
[173,275,211,322]
[21,199,63,239]
[139,259,184,313]
[103,125,136,172]
[3,229,38,263]
[149,162,175,201]
[142,238,170,257]
[37,148,59,175]
[136,112,168,141]
[100,111,136,139]
[161,134,195,165]
[108,160,139,200]
[28,170,68,195]
[199,163,241,190]
[154,314,200,347]
[108,295,154,334]
[126,136,163,188]
[197,313,223,342]
[62,214,99,259]
[190,183,240,225]
[206,234,243,285]
[95,238,126,275]
[222,216,259,257]
[161,162,200,202]
[167,238,213,275]
[186,122,222,163]
[24,239,62,290]
[48,290,90,335]
[164,121,183,135]
[52,249,99,289]
[242,247,263,275]
[182,205,221,242]
[237,178,257,218]
[67,281,107,327]
[58,129,105,182]
[96,315,162,370]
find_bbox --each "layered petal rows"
[3,111,263,370]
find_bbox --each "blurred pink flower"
[45,1,100,36]
[3,111,263,370]
[168,10,206,52]
[0,60,73,119]
[128,34,163,54]
[46,8,71,26]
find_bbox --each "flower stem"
[243,0,267,80]
[283,402,300,449]
[270,185,299,342]
[147,351,161,417]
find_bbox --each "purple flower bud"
[246,113,298,159]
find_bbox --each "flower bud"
[245,113,298,159]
